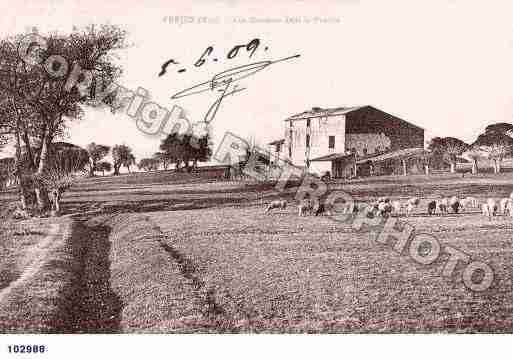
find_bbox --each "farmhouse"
[268,105,425,177]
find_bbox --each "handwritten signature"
[170,54,300,124]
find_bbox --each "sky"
[2,0,513,165]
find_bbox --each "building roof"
[268,139,285,146]
[310,152,355,162]
[356,147,429,164]
[285,105,424,132]
[286,106,365,121]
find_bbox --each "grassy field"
[2,170,513,332]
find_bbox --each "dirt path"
[71,216,122,333]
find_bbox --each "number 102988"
[7,345,46,354]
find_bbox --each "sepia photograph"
[0,0,512,357]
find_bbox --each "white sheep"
[500,197,510,215]
[391,200,402,216]
[449,196,459,206]
[266,200,287,213]
[482,198,498,219]
[298,199,313,216]
[488,198,498,215]
[507,200,513,217]
[406,202,415,217]
[482,202,491,218]
[367,200,380,216]
[461,196,478,211]
[436,198,449,215]
[405,197,420,217]
[377,201,393,217]
[408,197,420,206]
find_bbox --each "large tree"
[474,123,513,173]
[0,25,127,212]
[112,144,135,175]
[159,132,212,172]
[86,142,110,177]
[153,151,174,170]
[462,146,488,175]
[428,137,469,173]
[96,161,112,176]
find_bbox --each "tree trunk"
[14,125,28,210]
[35,125,51,212]
[425,164,429,175]
[497,159,502,173]
[89,162,96,177]
[402,159,407,176]
[20,122,35,170]
[184,160,192,173]
[450,162,456,174]
[492,160,498,174]
[49,189,61,216]
[471,159,478,174]
[113,164,121,175]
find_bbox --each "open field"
[2,170,513,332]
[151,202,513,332]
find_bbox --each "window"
[306,134,310,147]
[328,136,335,149]
[306,119,311,127]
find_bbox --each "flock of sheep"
[265,192,513,220]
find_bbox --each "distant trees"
[159,131,212,172]
[418,151,433,175]
[473,122,513,173]
[483,144,510,174]
[153,151,174,170]
[428,137,469,173]
[138,158,159,172]
[96,161,112,176]
[462,147,485,175]
[112,144,135,175]
[86,143,110,177]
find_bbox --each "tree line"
[137,132,212,173]
[86,143,135,176]
[427,122,513,174]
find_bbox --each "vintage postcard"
[0,0,511,357]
